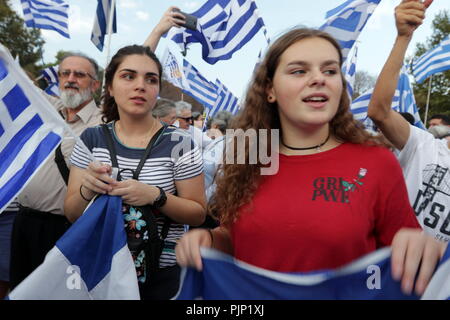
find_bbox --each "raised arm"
[367,0,432,150]
[143,6,186,52]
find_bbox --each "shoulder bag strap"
[132,124,166,180]
[101,124,121,179]
[54,144,70,185]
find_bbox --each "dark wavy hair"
[209,28,385,226]
[101,45,162,123]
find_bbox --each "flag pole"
[101,0,116,93]
[424,75,432,128]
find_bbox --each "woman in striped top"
[64,45,206,299]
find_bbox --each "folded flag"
[174,246,450,300]
[8,195,140,300]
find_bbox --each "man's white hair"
[175,101,192,116]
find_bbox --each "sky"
[9,0,449,100]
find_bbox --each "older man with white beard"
[10,53,102,289]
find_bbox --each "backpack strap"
[54,144,70,185]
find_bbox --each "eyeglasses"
[58,69,96,80]
[178,116,194,122]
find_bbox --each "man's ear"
[91,79,101,93]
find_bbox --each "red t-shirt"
[230,142,420,272]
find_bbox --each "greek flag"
[351,88,400,133]
[0,44,66,213]
[351,68,424,132]
[174,246,450,300]
[161,48,188,90]
[412,35,450,84]
[91,0,117,51]
[342,45,358,99]
[320,0,381,62]
[209,79,239,116]
[20,0,70,39]
[182,59,218,109]
[165,0,266,64]
[41,66,59,96]
[8,195,140,300]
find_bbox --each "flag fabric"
[320,0,381,62]
[342,44,358,99]
[0,44,66,213]
[351,88,400,133]
[350,67,425,132]
[397,67,425,129]
[174,246,450,300]
[8,195,140,300]
[208,79,239,117]
[20,0,70,38]
[91,0,117,51]
[161,48,188,90]
[165,0,267,64]
[41,66,59,96]
[421,243,450,300]
[182,59,218,109]
[412,35,450,84]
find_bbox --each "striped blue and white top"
[70,122,203,267]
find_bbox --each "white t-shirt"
[397,125,450,242]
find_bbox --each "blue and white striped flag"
[351,88,400,133]
[8,195,140,299]
[165,0,266,64]
[182,59,218,109]
[320,0,381,62]
[350,67,424,132]
[91,0,117,51]
[202,79,239,131]
[397,68,425,129]
[174,246,450,300]
[0,44,66,213]
[412,35,450,84]
[161,48,188,90]
[41,66,59,96]
[209,79,239,116]
[20,0,70,39]
[342,44,358,99]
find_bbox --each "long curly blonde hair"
[210,28,384,226]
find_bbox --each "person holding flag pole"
[368,0,450,244]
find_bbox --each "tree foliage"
[0,0,45,76]
[353,70,376,99]
[411,10,450,119]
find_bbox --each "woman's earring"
[268,95,275,103]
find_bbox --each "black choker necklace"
[281,132,331,151]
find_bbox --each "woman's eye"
[324,69,338,75]
[121,73,134,80]
[291,70,305,75]
[146,77,159,84]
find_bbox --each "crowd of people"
[0,0,448,300]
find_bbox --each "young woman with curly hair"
[176,1,447,297]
